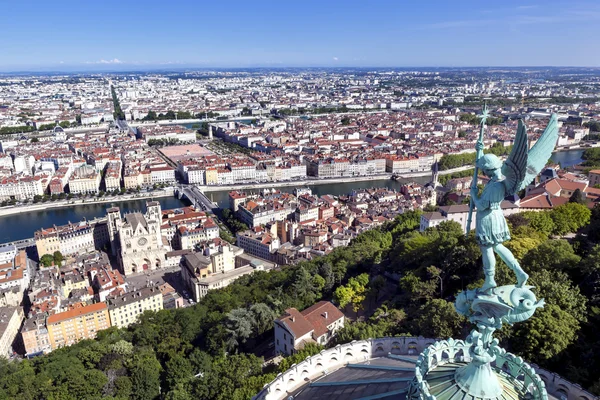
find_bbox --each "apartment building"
[103,161,122,191]
[237,200,293,228]
[180,241,245,301]
[0,306,24,357]
[46,302,110,350]
[21,315,51,357]
[0,175,46,201]
[107,286,163,328]
[149,166,175,184]
[35,222,96,258]
[236,229,280,261]
[68,165,101,194]
[0,249,29,292]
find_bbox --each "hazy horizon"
[2,0,599,71]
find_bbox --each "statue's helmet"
[477,154,502,171]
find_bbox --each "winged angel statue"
[469,112,559,292]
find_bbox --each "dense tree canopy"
[3,203,600,398]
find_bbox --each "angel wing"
[501,114,559,195]
[501,119,529,196]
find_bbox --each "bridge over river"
[175,185,218,212]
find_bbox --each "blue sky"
[1,0,599,71]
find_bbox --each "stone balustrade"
[253,336,599,400]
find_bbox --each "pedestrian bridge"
[175,185,218,211]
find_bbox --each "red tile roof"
[47,302,107,325]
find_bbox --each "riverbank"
[197,165,474,193]
[0,165,473,216]
[0,189,175,217]
[554,143,600,153]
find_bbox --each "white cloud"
[85,58,123,64]
[333,57,339,61]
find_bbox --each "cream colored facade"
[47,303,110,350]
[104,162,122,192]
[0,175,46,201]
[35,222,96,258]
[61,274,90,298]
[35,232,61,259]
[107,286,163,328]
[69,165,101,195]
[123,172,143,189]
[181,243,245,301]
[0,306,24,357]
[205,168,218,185]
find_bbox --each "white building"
[236,229,280,260]
[107,286,163,328]
[180,242,246,302]
[0,306,24,358]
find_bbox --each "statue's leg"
[493,243,529,287]
[481,245,497,292]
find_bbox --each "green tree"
[164,354,193,393]
[130,351,162,400]
[224,308,253,353]
[529,269,587,323]
[291,266,317,306]
[519,211,555,237]
[53,251,64,265]
[318,262,335,293]
[249,303,276,336]
[39,254,55,267]
[411,299,465,339]
[333,285,354,309]
[510,304,579,364]
[521,239,581,275]
[551,203,592,236]
[569,188,587,204]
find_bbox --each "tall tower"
[106,207,122,256]
[145,201,162,244]
[431,160,439,188]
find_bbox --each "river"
[0,149,584,243]
[550,149,584,168]
[0,197,191,244]
[0,178,428,243]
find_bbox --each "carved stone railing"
[253,337,599,400]
[253,336,435,400]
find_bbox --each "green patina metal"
[470,110,559,292]
[409,108,559,400]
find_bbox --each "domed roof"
[254,336,594,400]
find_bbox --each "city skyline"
[2,0,600,71]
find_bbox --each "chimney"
[323,312,328,319]
[291,316,295,322]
